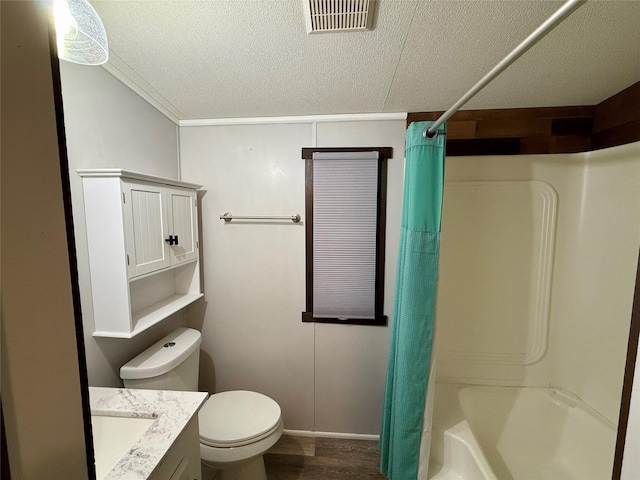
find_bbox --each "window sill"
[301,312,388,326]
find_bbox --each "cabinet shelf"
[93,293,204,338]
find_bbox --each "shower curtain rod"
[424,0,586,139]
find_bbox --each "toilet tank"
[120,328,201,391]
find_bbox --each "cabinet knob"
[165,235,179,245]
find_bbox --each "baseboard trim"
[283,429,379,441]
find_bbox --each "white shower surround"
[425,141,640,477]
[427,384,616,480]
[438,180,558,367]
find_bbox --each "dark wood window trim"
[302,147,391,326]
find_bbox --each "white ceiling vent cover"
[304,0,374,33]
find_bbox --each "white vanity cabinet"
[148,418,202,480]
[78,169,203,338]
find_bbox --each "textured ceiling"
[92,0,640,122]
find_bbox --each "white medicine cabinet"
[123,182,198,277]
[78,169,203,338]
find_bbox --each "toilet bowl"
[120,328,283,480]
[199,390,283,480]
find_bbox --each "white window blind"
[312,151,379,319]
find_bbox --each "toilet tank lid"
[120,328,202,380]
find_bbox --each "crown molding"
[101,59,183,125]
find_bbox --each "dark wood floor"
[265,435,388,480]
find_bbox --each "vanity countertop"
[89,386,208,480]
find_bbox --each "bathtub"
[427,384,617,480]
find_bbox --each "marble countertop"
[89,387,208,480]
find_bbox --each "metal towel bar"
[220,212,301,223]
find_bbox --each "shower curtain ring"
[423,127,440,140]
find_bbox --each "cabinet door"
[123,181,171,277]
[148,418,201,480]
[167,188,198,265]
[168,457,190,480]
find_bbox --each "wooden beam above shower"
[408,80,640,156]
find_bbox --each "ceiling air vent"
[304,0,374,33]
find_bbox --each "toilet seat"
[199,390,282,448]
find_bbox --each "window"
[301,147,391,325]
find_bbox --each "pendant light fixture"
[53,0,108,65]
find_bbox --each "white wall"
[181,122,314,430]
[435,143,640,426]
[60,62,186,387]
[180,119,405,434]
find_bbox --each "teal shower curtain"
[380,121,445,480]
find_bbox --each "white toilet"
[120,328,283,480]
